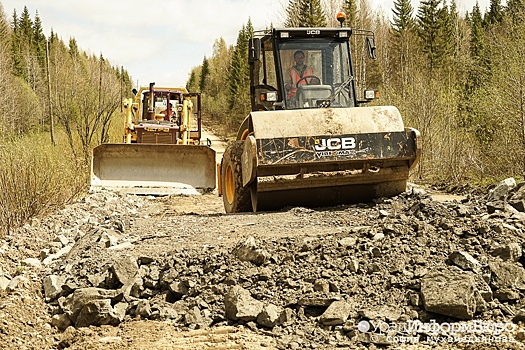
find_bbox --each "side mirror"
[132,88,138,96]
[249,38,261,63]
[366,36,377,60]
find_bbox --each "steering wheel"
[296,75,321,87]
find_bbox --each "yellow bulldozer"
[90,83,216,195]
[218,13,421,212]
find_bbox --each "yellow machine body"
[90,83,216,194]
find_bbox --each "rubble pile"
[4,178,525,348]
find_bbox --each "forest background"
[0,0,522,234]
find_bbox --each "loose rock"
[421,268,477,320]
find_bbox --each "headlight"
[266,91,277,102]
[260,91,278,102]
[364,89,378,100]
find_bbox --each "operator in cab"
[161,103,175,121]
[284,50,320,100]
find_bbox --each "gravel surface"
[2,179,525,349]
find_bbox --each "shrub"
[0,135,87,235]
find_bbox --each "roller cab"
[220,24,420,212]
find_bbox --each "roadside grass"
[0,133,88,236]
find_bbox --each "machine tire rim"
[225,164,235,205]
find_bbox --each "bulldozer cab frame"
[248,28,376,112]
[139,90,182,123]
[126,84,203,144]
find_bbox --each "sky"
[1,0,492,88]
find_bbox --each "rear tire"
[221,141,252,213]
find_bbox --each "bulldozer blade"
[90,143,216,195]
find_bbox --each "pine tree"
[285,0,327,27]
[298,0,327,27]
[32,11,46,67]
[245,19,254,48]
[19,6,33,44]
[486,0,503,25]
[229,25,246,110]
[438,3,454,63]
[10,7,47,91]
[448,0,470,64]
[11,9,24,78]
[470,3,485,61]
[417,0,450,72]
[69,38,79,57]
[186,71,197,92]
[285,0,302,27]
[391,0,415,35]
[342,0,358,27]
[228,19,254,122]
[199,56,209,92]
[390,0,416,98]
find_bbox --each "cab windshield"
[140,92,199,132]
[277,38,354,110]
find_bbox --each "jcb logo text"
[314,137,356,151]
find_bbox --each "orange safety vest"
[288,65,313,99]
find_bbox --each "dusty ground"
[1,191,363,350]
[0,193,278,350]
